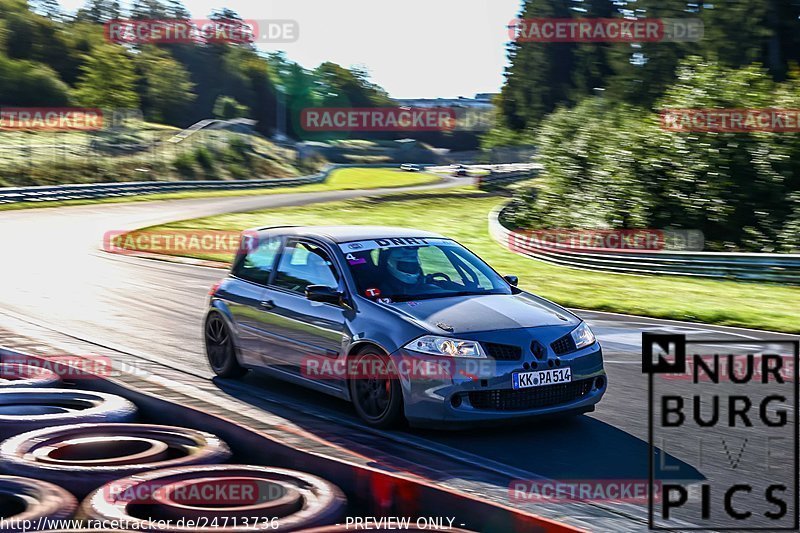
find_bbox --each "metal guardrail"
[489,204,800,284]
[477,167,539,188]
[0,173,326,204]
[0,163,441,205]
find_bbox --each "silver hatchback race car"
[204,226,607,428]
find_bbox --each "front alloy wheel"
[348,351,403,428]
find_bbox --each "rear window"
[232,236,281,285]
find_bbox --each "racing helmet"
[386,247,422,284]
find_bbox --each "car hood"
[386,293,579,334]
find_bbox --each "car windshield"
[339,238,512,302]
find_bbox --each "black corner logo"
[642,333,686,374]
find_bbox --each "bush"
[193,146,214,171]
[213,96,249,120]
[173,152,195,179]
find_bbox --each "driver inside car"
[379,246,437,298]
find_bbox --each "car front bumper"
[391,342,607,428]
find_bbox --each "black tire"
[0,423,231,498]
[81,464,346,532]
[0,363,60,389]
[0,475,77,532]
[204,312,246,378]
[348,349,404,429]
[0,389,137,440]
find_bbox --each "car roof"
[251,225,447,244]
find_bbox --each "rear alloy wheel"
[348,351,403,428]
[205,313,245,378]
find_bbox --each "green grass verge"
[0,168,439,212]
[149,186,800,333]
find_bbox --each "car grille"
[551,333,577,355]
[482,342,522,361]
[467,378,593,411]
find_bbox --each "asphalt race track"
[1,182,797,531]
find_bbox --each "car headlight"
[570,322,596,349]
[404,335,486,358]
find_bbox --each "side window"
[273,240,339,293]
[232,236,281,285]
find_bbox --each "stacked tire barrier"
[0,389,137,440]
[0,364,59,389]
[0,356,565,532]
[0,424,231,497]
[0,363,348,532]
[81,465,346,532]
[0,476,76,533]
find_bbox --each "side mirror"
[305,285,343,305]
[504,275,519,287]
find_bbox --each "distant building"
[395,93,496,109]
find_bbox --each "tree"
[73,43,140,109]
[498,0,578,132]
[75,0,121,23]
[235,49,277,136]
[0,19,7,53]
[604,0,701,108]
[29,0,62,21]
[129,0,168,20]
[3,10,37,59]
[267,53,319,138]
[135,45,195,124]
[0,55,70,105]
[697,0,800,81]
[165,0,190,19]
[313,61,391,108]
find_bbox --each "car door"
[258,238,348,377]
[221,234,282,364]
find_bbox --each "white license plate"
[512,367,572,389]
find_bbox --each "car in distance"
[400,163,422,172]
[452,164,469,177]
[204,226,607,428]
